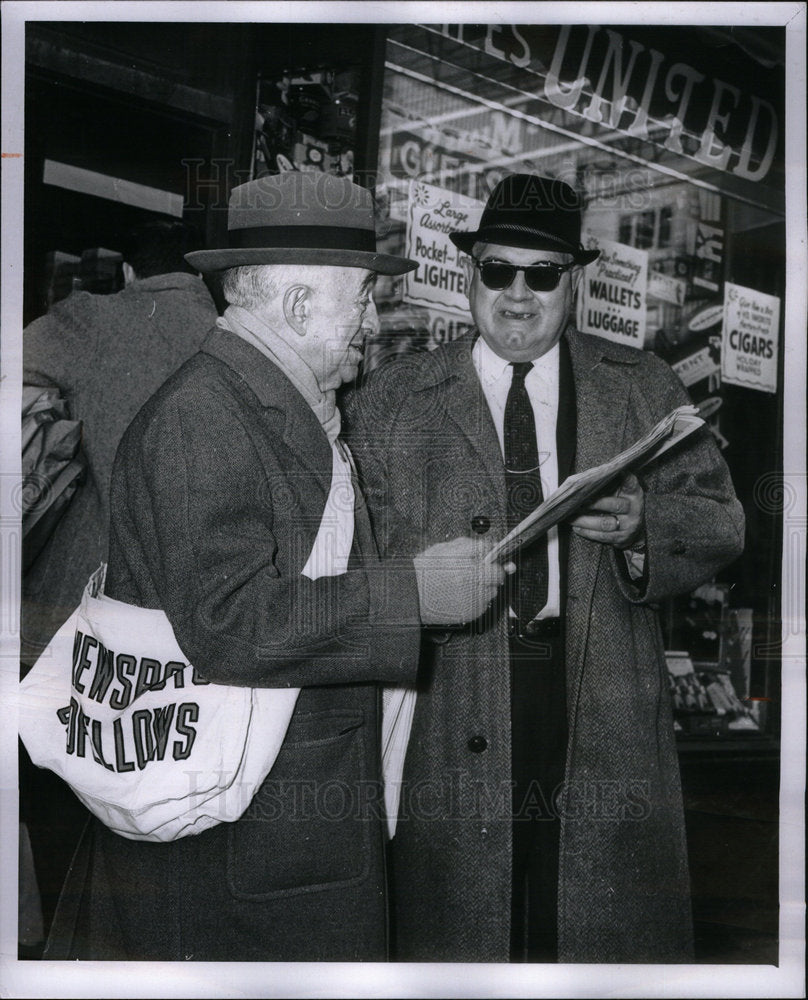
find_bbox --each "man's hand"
[570,472,646,550]
[414,536,508,625]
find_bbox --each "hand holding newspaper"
[484,404,705,565]
[383,404,704,837]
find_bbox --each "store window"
[370,22,786,742]
[619,205,673,250]
[252,66,359,179]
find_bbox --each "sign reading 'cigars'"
[721,283,780,394]
[438,24,780,184]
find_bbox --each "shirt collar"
[473,334,560,388]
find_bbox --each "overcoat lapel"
[566,329,634,475]
[349,457,377,561]
[556,337,577,608]
[564,326,640,720]
[556,337,577,485]
[418,335,506,514]
[201,326,333,496]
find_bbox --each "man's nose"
[504,271,533,300]
[364,300,379,334]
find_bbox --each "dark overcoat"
[46,326,421,962]
[346,326,745,963]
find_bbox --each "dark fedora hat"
[186,172,417,275]
[449,174,599,265]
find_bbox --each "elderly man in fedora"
[43,171,505,962]
[347,174,744,963]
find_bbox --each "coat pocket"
[226,708,371,900]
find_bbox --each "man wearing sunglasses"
[348,173,744,964]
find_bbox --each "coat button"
[671,540,687,555]
[471,516,490,535]
[467,735,488,753]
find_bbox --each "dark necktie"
[504,361,548,623]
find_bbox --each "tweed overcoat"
[346,326,745,963]
[22,273,217,668]
[46,326,422,962]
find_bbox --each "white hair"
[220,264,318,309]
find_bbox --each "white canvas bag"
[18,564,299,842]
[18,440,364,843]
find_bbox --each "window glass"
[372,23,784,360]
[370,21,786,723]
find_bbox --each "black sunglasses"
[471,257,575,292]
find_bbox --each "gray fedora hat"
[450,173,600,265]
[186,172,417,276]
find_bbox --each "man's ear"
[570,265,585,297]
[283,285,311,337]
[122,262,137,287]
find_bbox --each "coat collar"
[411,332,506,504]
[415,325,641,466]
[564,326,640,473]
[414,324,641,391]
[199,325,332,487]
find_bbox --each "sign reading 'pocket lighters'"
[404,180,484,316]
[721,283,780,394]
[577,234,648,348]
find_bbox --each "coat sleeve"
[107,386,422,689]
[611,352,745,605]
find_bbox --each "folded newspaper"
[485,404,705,565]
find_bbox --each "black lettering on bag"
[132,709,155,770]
[111,654,136,710]
[113,716,135,772]
[89,718,114,771]
[147,659,167,692]
[75,705,90,758]
[164,661,186,689]
[87,644,115,704]
[62,697,79,754]
[173,702,199,760]
[71,631,84,674]
[134,657,163,701]
[151,704,177,760]
[73,634,98,693]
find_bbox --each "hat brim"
[185,247,417,276]
[450,230,600,266]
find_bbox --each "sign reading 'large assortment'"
[404,180,484,315]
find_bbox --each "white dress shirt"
[473,335,561,620]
